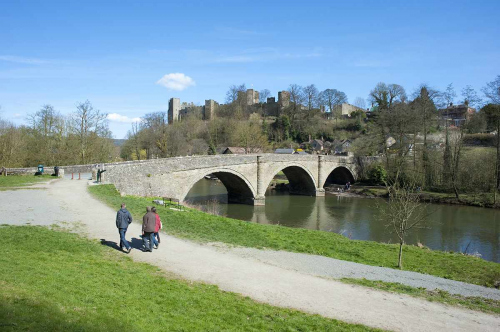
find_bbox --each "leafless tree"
[225,84,246,104]
[461,85,482,109]
[482,75,500,104]
[71,100,109,164]
[287,84,304,112]
[382,181,428,269]
[353,97,366,109]
[303,84,319,110]
[259,89,271,103]
[318,89,348,123]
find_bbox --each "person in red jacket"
[152,207,162,249]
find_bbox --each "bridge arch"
[264,163,318,196]
[181,168,257,205]
[322,165,356,188]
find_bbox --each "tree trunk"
[398,241,404,269]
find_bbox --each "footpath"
[0,179,499,332]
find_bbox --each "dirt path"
[1,179,499,332]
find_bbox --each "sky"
[1,0,499,138]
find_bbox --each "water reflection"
[185,179,500,262]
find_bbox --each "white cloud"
[0,55,49,65]
[156,73,196,91]
[13,113,23,118]
[107,113,142,123]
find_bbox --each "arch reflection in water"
[184,178,500,262]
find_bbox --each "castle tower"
[168,98,180,124]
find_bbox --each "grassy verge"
[89,185,500,288]
[0,225,376,332]
[0,174,53,188]
[341,278,500,315]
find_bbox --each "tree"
[230,116,268,153]
[319,89,348,125]
[353,97,366,110]
[142,112,168,158]
[382,181,427,269]
[461,85,482,109]
[287,84,304,113]
[482,104,500,203]
[259,89,271,103]
[225,84,246,104]
[410,86,437,187]
[369,83,406,110]
[441,83,456,107]
[482,75,500,104]
[70,100,110,164]
[303,84,319,110]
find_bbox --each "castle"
[168,89,291,123]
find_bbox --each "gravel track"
[0,179,499,332]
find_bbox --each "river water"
[186,179,500,263]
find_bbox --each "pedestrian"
[116,203,133,253]
[151,207,162,249]
[142,206,156,252]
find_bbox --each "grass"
[341,278,500,316]
[0,225,377,332]
[0,174,53,188]
[89,185,500,288]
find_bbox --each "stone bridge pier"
[101,154,362,206]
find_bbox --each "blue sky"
[1,0,499,138]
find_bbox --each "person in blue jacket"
[116,203,133,253]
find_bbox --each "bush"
[368,164,387,185]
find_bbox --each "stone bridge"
[101,154,360,205]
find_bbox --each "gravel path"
[227,247,500,300]
[1,179,499,332]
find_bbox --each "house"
[222,147,247,154]
[310,139,324,151]
[331,103,365,117]
[438,103,475,127]
[332,139,352,154]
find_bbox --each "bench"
[153,197,184,211]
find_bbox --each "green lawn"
[341,278,500,315]
[0,174,53,188]
[89,185,500,288]
[0,226,376,332]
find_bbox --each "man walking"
[142,206,156,252]
[116,203,133,253]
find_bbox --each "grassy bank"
[341,278,500,315]
[0,174,53,188]
[0,225,376,332]
[89,185,500,288]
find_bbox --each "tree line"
[0,101,116,168]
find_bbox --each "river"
[185,179,500,263]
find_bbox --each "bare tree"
[303,84,319,110]
[382,181,428,269]
[287,84,304,112]
[225,84,246,104]
[482,75,500,104]
[319,89,348,124]
[461,85,482,109]
[353,97,366,110]
[259,89,271,103]
[71,100,109,164]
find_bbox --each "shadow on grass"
[100,237,147,252]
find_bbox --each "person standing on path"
[116,203,133,253]
[152,207,162,249]
[142,206,156,252]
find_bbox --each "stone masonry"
[100,154,359,205]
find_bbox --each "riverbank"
[331,185,500,209]
[89,184,500,288]
[1,225,372,331]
